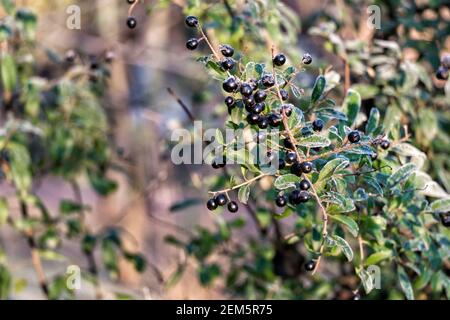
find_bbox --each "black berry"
[268,114,281,127]
[127,0,136,4]
[440,213,450,227]
[280,89,289,101]
[222,77,238,92]
[240,83,253,97]
[224,96,235,108]
[215,194,228,206]
[283,139,294,150]
[312,119,324,132]
[436,66,449,80]
[348,131,361,143]
[185,16,199,28]
[220,44,234,57]
[221,57,235,71]
[278,158,286,170]
[275,195,287,207]
[380,139,390,150]
[127,17,137,29]
[273,53,286,66]
[243,95,255,107]
[253,103,265,114]
[228,201,239,213]
[206,198,218,211]
[370,153,378,161]
[304,260,315,271]
[300,161,313,174]
[258,117,269,129]
[285,151,297,164]
[299,179,310,191]
[254,90,267,103]
[261,74,275,88]
[186,38,199,50]
[281,104,292,117]
[290,162,302,176]
[247,113,260,125]
[289,190,301,205]
[248,79,258,91]
[302,53,312,65]
[441,55,450,69]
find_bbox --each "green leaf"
[318,157,349,181]
[365,107,380,134]
[357,268,374,294]
[0,197,8,225]
[1,0,15,14]
[215,129,224,145]
[330,214,359,237]
[170,198,202,212]
[342,89,361,127]
[365,250,392,266]
[331,235,353,261]
[387,164,416,189]
[429,198,450,213]
[288,106,303,129]
[238,184,250,204]
[274,174,300,190]
[321,192,355,214]
[1,54,17,95]
[311,75,326,104]
[297,135,330,148]
[352,83,379,99]
[398,265,414,300]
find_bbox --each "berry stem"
[127,0,140,17]
[197,26,232,77]
[208,173,269,195]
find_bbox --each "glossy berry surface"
[300,161,313,174]
[285,152,297,164]
[440,213,450,227]
[253,103,265,114]
[278,158,286,170]
[302,53,312,65]
[283,139,294,150]
[206,198,218,211]
[185,15,199,28]
[222,77,238,92]
[261,74,275,87]
[240,83,253,97]
[127,17,137,29]
[247,113,260,125]
[275,195,287,207]
[380,139,390,150]
[304,260,315,271]
[281,104,292,117]
[273,53,286,66]
[254,90,267,103]
[224,96,235,108]
[268,114,281,127]
[215,194,228,206]
[258,117,268,129]
[221,58,235,71]
[228,201,238,213]
[348,131,361,143]
[289,190,310,205]
[299,179,310,190]
[186,38,198,50]
[312,119,324,132]
[441,55,450,69]
[290,162,302,176]
[370,153,378,161]
[220,44,234,57]
[436,66,449,80]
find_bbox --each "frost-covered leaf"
[391,143,427,169]
[274,174,300,190]
[357,268,374,294]
[387,164,416,188]
[428,198,450,213]
[398,265,414,300]
[329,214,359,237]
[342,89,361,127]
[297,135,330,148]
[365,107,380,134]
[238,185,250,204]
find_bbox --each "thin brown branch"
[167,87,196,124]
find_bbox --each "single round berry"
[243,95,255,107]
[268,114,281,127]
[440,213,450,227]
[348,131,361,143]
[228,201,238,213]
[436,66,449,80]
[441,54,450,69]
[304,260,315,271]
[299,179,310,191]
[290,162,302,176]
[285,151,297,164]
[127,17,137,29]
[185,15,199,28]
[278,158,286,170]
[275,195,287,207]
[221,57,235,71]
[258,117,269,129]
[312,119,324,132]
[186,38,199,50]
[254,90,267,103]
[247,113,260,125]
[261,74,275,88]
[302,53,312,65]
[281,104,292,117]
[253,103,265,114]
[240,83,253,97]
[283,139,294,150]
[288,190,301,205]
[220,44,234,57]
[280,89,289,101]
[222,77,238,93]
[224,96,235,108]
[273,53,286,66]
[248,79,258,91]
[206,198,218,211]
[380,139,390,150]
[215,194,228,206]
[370,153,378,161]
[298,191,310,203]
[300,161,313,174]
[245,103,256,113]
[127,0,136,4]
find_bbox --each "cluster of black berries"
[436,55,450,81]
[207,194,239,213]
[184,16,202,50]
[126,0,138,29]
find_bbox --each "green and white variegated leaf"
[357,268,374,294]
[331,235,353,261]
[274,174,300,190]
[297,135,330,148]
[311,75,326,104]
[238,184,250,204]
[392,143,427,169]
[342,89,361,127]
[387,163,416,189]
[315,157,349,192]
[288,106,303,129]
[428,198,450,213]
[397,265,415,300]
[365,250,392,266]
[322,192,356,215]
[364,176,384,196]
[365,107,380,134]
[330,214,359,237]
[414,171,449,198]
[323,70,340,93]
